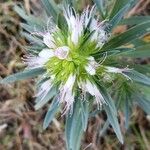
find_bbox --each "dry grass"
[0,0,150,150]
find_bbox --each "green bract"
[1,0,150,150]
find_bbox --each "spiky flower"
[23,6,130,113]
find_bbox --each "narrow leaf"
[109,3,130,30]
[93,0,105,19]
[80,100,89,131]
[123,44,150,58]
[119,16,150,25]
[1,68,45,84]
[35,87,57,110]
[65,99,83,150]
[123,70,150,86]
[43,98,59,129]
[102,21,150,51]
[135,96,150,115]
[41,0,59,21]
[109,0,136,19]
[98,84,123,143]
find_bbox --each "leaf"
[123,70,150,86]
[119,16,150,25]
[109,3,131,31]
[133,64,150,74]
[43,98,60,129]
[14,5,29,21]
[114,83,129,130]
[35,87,57,110]
[41,0,59,22]
[80,100,89,131]
[63,0,74,5]
[135,95,150,115]
[14,5,45,30]
[21,23,34,33]
[124,98,131,129]
[102,21,150,51]
[98,83,117,115]
[21,32,44,46]
[1,68,45,84]
[109,0,135,19]
[57,13,68,31]
[65,99,84,150]
[93,0,106,19]
[103,105,123,143]
[123,44,150,58]
[94,47,134,59]
[97,83,123,143]
[99,120,109,137]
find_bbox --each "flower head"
[24,5,131,114]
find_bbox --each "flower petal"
[85,57,98,75]
[54,46,70,60]
[64,7,83,45]
[85,65,96,75]
[39,49,54,59]
[106,66,132,80]
[43,32,55,48]
[59,74,76,114]
[79,80,105,108]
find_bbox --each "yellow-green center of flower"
[44,28,100,84]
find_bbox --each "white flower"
[64,7,83,45]
[106,66,132,80]
[85,57,99,75]
[83,6,95,28]
[59,74,76,114]
[24,6,111,114]
[64,6,108,46]
[54,46,70,60]
[43,32,56,49]
[78,80,105,108]
[24,49,54,68]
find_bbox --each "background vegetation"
[0,0,150,149]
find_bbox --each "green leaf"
[1,68,45,84]
[99,120,109,137]
[96,47,134,58]
[93,0,106,19]
[80,100,89,131]
[43,98,59,129]
[63,0,74,5]
[35,87,57,110]
[41,0,59,22]
[102,21,150,51]
[123,44,150,58]
[97,84,123,143]
[109,3,131,31]
[119,16,150,25]
[109,0,136,19]
[21,32,44,46]
[124,96,131,129]
[21,23,34,33]
[98,84,117,115]
[135,96,150,115]
[14,5,45,30]
[57,13,68,31]
[65,99,83,150]
[133,64,150,74]
[103,104,123,143]
[14,5,29,21]
[123,70,150,86]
